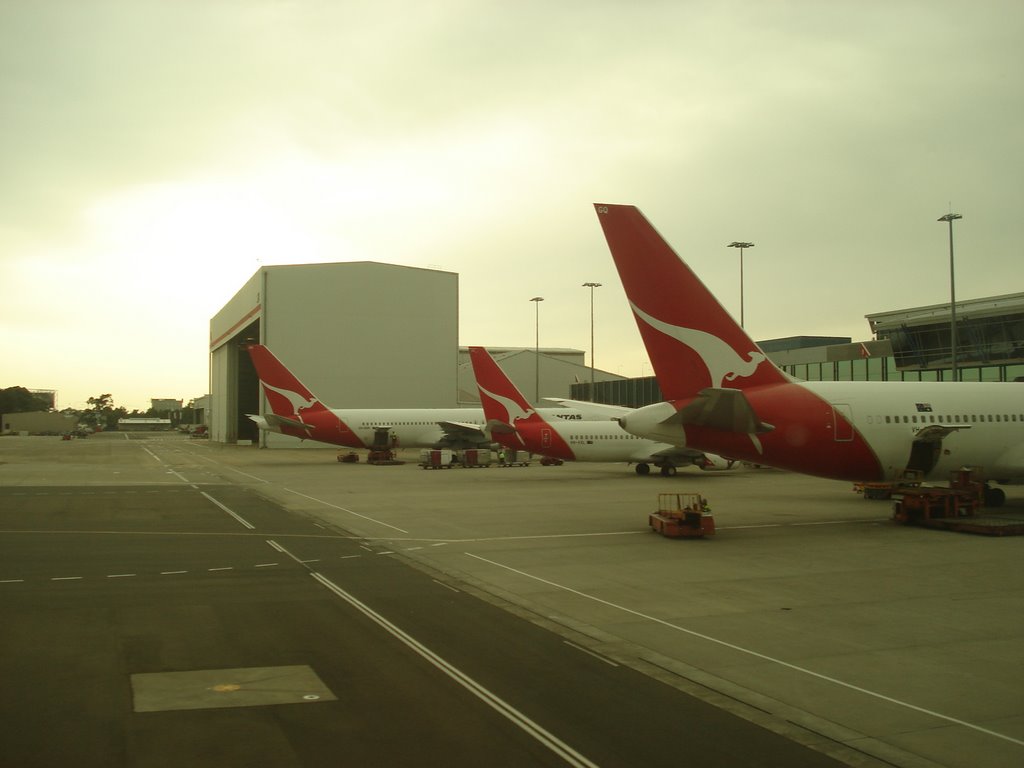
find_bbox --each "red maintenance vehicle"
[649,493,716,539]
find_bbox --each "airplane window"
[912,415,918,423]
[903,416,909,423]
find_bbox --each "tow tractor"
[649,493,715,538]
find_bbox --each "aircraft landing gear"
[659,465,677,477]
[635,463,651,476]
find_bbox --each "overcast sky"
[2,1,1021,411]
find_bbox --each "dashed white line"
[160,571,187,575]
[254,563,279,568]
[207,567,233,572]
[51,576,82,581]
[106,573,136,578]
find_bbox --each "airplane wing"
[639,444,708,465]
[543,398,631,419]
[436,420,490,447]
[671,388,775,434]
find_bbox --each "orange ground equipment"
[649,493,715,538]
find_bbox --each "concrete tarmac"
[2,432,1022,767]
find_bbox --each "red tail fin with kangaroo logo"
[594,204,789,401]
[468,346,574,459]
[246,345,331,419]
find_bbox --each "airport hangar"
[209,261,626,447]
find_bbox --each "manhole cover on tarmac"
[130,665,336,712]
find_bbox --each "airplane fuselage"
[254,406,605,450]
[618,380,1024,483]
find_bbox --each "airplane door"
[832,404,854,442]
[541,428,552,448]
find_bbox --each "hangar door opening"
[210,318,261,444]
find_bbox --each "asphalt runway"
[0,433,859,768]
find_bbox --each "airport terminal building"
[577,292,1024,408]
[210,263,1023,444]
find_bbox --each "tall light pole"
[937,213,963,381]
[582,282,601,400]
[727,241,755,328]
[530,296,544,403]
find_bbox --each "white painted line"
[52,576,82,581]
[208,567,233,572]
[339,555,361,560]
[200,491,255,530]
[377,551,395,556]
[564,641,619,667]
[266,540,308,566]
[180,449,270,484]
[282,487,408,533]
[254,563,279,568]
[405,546,424,551]
[160,571,187,575]
[310,571,598,768]
[432,579,460,593]
[300,559,321,564]
[106,574,136,578]
[465,552,1024,749]
[0,579,25,583]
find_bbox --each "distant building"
[150,399,183,412]
[118,418,173,431]
[455,347,625,405]
[28,389,57,409]
[2,411,76,435]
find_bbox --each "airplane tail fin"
[246,345,330,418]
[594,203,788,400]
[468,347,545,426]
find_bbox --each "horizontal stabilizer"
[672,388,775,434]
[485,418,517,435]
[263,413,315,432]
[543,398,631,419]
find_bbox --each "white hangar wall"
[210,262,458,445]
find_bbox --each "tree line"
[1,388,197,431]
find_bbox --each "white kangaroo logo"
[261,382,319,415]
[631,301,765,387]
[478,384,535,425]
